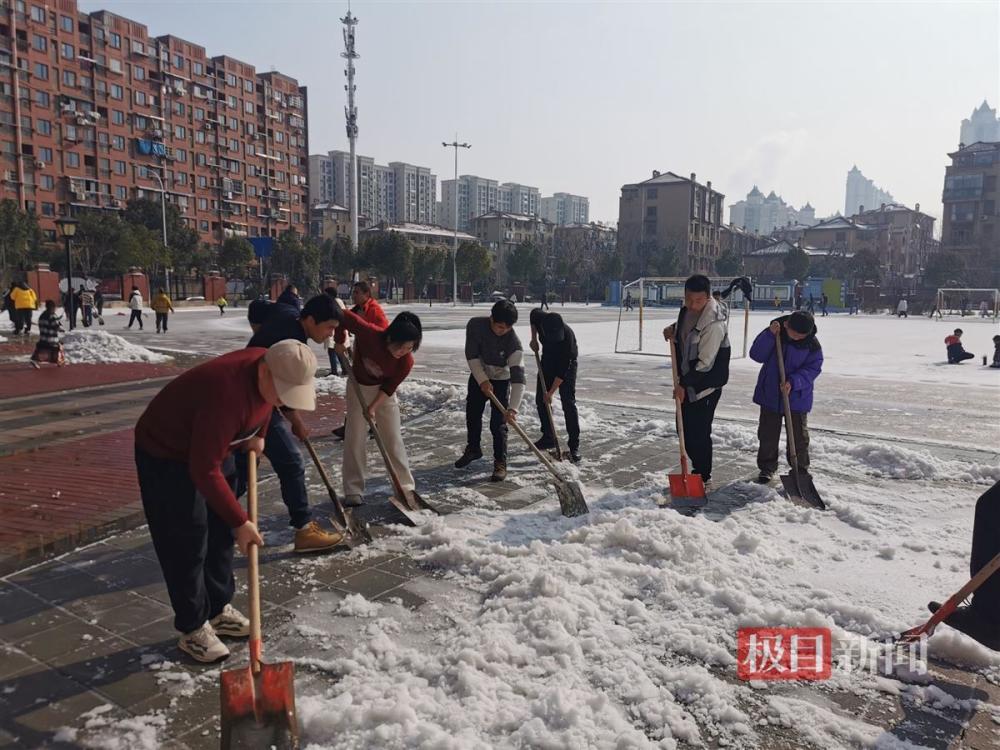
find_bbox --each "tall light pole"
[145,167,169,294]
[443,138,470,305]
[56,217,78,330]
[342,7,359,249]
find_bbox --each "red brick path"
[0,360,179,399]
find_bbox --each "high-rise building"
[308,151,435,227]
[616,170,725,278]
[500,183,540,217]
[850,203,937,281]
[728,186,816,235]
[440,174,499,232]
[540,193,589,226]
[960,100,1000,146]
[0,2,309,246]
[845,166,894,217]
[941,141,999,286]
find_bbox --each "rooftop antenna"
[342,2,360,249]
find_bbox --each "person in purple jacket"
[749,310,823,484]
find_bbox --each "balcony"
[942,188,983,202]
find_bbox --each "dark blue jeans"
[465,376,510,462]
[236,408,311,528]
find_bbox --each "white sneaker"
[178,622,230,663]
[209,604,250,638]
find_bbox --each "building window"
[38,147,53,162]
[67,152,80,167]
[62,70,76,87]
[134,65,145,81]
[30,5,45,23]
[33,62,48,80]
[194,108,205,120]
[200,220,209,232]
[110,84,123,100]
[32,34,46,51]
[244,80,254,93]
[40,174,54,189]
[174,148,186,162]
[226,73,237,87]
[173,54,184,70]
[174,125,186,138]
[244,101,254,115]
[198,198,208,210]
[114,160,126,175]
[61,14,73,32]
[198,175,207,188]
[112,135,125,150]
[117,185,128,199]
[135,91,146,105]
[645,206,657,218]
[36,119,51,135]
[35,90,50,106]
[61,43,73,60]
[109,32,121,49]
[41,202,55,216]
[193,61,204,76]
[111,110,124,125]
[949,202,976,223]
[174,102,185,116]
[646,188,658,199]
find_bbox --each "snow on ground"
[293,373,1000,749]
[422,308,1000,388]
[61,330,172,364]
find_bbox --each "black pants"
[466,376,510,462]
[680,389,721,481]
[17,309,33,333]
[155,312,168,332]
[536,363,580,451]
[128,309,143,329]
[235,409,311,528]
[972,482,1000,623]
[328,349,339,376]
[757,407,810,473]
[949,351,975,364]
[135,446,237,634]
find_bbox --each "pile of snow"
[57,704,165,750]
[62,330,172,364]
[290,475,998,748]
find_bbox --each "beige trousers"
[342,382,415,498]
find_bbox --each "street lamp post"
[145,168,170,295]
[56,217,78,330]
[442,138,470,306]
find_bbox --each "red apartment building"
[0,0,308,248]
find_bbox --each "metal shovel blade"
[556,480,589,517]
[405,488,440,515]
[668,472,706,501]
[220,661,299,749]
[779,471,825,510]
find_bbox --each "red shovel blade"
[220,661,299,748]
[668,472,706,501]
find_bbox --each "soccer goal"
[614,276,754,357]
[934,288,999,319]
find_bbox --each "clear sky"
[83,1,999,226]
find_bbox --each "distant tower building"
[845,166,894,217]
[960,100,1000,146]
[728,185,815,235]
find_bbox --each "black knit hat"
[788,311,813,335]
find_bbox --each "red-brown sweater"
[340,308,412,395]
[334,297,388,345]
[134,348,273,527]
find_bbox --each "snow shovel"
[533,350,564,461]
[302,437,372,548]
[898,551,1000,644]
[666,338,706,502]
[486,391,588,517]
[774,334,825,510]
[220,451,299,749]
[336,351,439,524]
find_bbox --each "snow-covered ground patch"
[61,330,172,364]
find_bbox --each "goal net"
[615,276,754,357]
[934,288,999,319]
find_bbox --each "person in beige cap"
[133,340,321,663]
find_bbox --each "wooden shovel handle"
[486,390,564,482]
[247,450,262,673]
[668,337,691,477]
[774,332,799,471]
[534,350,563,460]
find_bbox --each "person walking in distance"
[127,286,144,330]
[456,299,525,482]
[94,289,104,321]
[11,280,37,336]
[750,311,823,484]
[820,292,829,317]
[134,339,318,663]
[662,275,731,487]
[151,288,175,333]
[216,295,228,316]
[78,285,95,327]
[897,297,909,318]
[29,300,65,368]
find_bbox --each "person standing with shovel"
[749,311,823,487]
[662,275,731,489]
[529,309,581,463]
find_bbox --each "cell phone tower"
[341,5,359,249]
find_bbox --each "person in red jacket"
[333,302,422,507]
[134,340,318,663]
[945,328,975,364]
[332,280,388,439]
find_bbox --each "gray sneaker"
[178,622,230,663]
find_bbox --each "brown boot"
[490,461,507,482]
[293,520,343,553]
